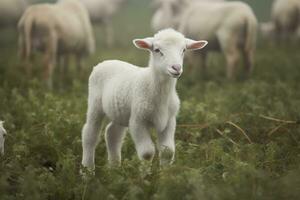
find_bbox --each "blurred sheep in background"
[152,0,257,79]
[151,0,178,32]
[178,1,257,79]
[260,0,300,42]
[79,0,126,47]
[17,0,95,88]
[151,0,221,32]
[0,0,27,28]
[0,121,7,155]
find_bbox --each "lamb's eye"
[182,49,186,53]
[154,48,163,56]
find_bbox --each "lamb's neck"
[148,65,177,96]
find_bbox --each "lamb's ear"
[186,39,208,50]
[133,37,154,50]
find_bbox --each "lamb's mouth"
[168,70,181,78]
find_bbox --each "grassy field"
[1,0,300,199]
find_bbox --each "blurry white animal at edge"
[0,121,7,155]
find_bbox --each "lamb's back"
[89,60,143,88]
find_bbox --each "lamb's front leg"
[129,119,155,162]
[157,117,176,166]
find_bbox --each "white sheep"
[178,1,257,79]
[261,0,300,41]
[18,0,95,88]
[0,0,27,28]
[0,121,7,155]
[183,0,225,3]
[81,29,207,170]
[151,0,178,32]
[79,0,126,46]
[151,0,224,32]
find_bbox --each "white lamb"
[0,121,7,155]
[81,29,207,170]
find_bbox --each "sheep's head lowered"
[0,121,7,155]
[133,29,207,78]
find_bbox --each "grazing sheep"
[151,0,179,32]
[262,0,300,41]
[0,0,27,27]
[79,0,126,46]
[0,121,7,155]
[81,29,207,170]
[18,0,95,88]
[179,1,257,79]
[151,0,224,32]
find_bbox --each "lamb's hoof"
[80,166,95,181]
[159,148,174,167]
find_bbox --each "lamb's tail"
[244,12,258,56]
[237,7,258,74]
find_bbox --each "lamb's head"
[0,121,7,155]
[133,29,207,78]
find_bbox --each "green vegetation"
[0,0,300,199]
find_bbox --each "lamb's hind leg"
[105,122,126,167]
[82,97,104,170]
